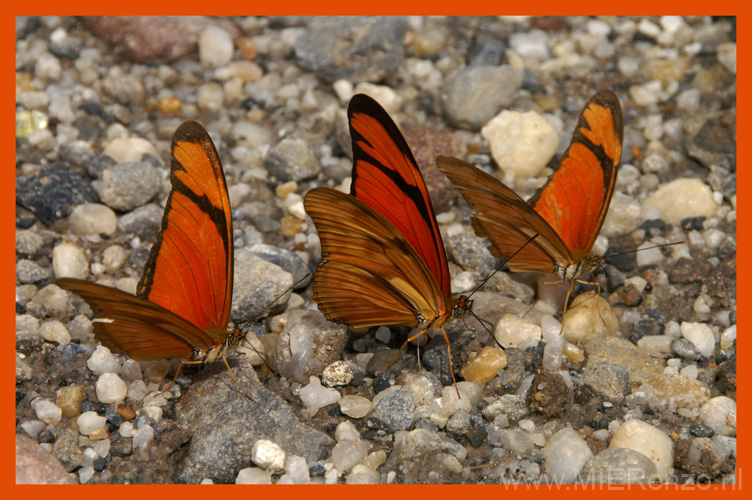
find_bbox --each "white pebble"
[720,325,736,350]
[562,292,619,343]
[39,320,71,345]
[299,376,341,416]
[509,30,550,60]
[133,425,154,457]
[33,399,62,425]
[717,42,736,74]
[96,372,127,404]
[642,178,719,225]
[252,439,286,473]
[68,203,118,236]
[21,420,46,439]
[693,296,711,316]
[78,466,94,484]
[481,110,559,180]
[440,385,472,418]
[703,228,725,249]
[77,411,107,436]
[680,321,715,358]
[236,467,272,484]
[93,438,111,458]
[637,335,673,358]
[339,395,372,419]
[404,373,437,406]
[52,242,88,279]
[494,314,542,348]
[141,405,163,423]
[543,427,593,483]
[610,419,674,482]
[197,82,224,112]
[699,396,736,437]
[119,421,134,438]
[102,136,157,164]
[335,420,361,443]
[331,440,369,473]
[352,83,402,115]
[198,26,233,68]
[283,455,310,484]
[346,464,381,484]
[87,345,120,375]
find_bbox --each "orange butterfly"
[437,90,623,311]
[57,121,242,387]
[304,94,472,386]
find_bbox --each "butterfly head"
[226,328,243,351]
[453,295,473,319]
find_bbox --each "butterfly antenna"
[602,240,685,262]
[467,308,504,350]
[466,233,539,300]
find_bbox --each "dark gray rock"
[95,161,161,211]
[231,249,293,324]
[174,360,334,484]
[263,130,321,182]
[367,389,414,433]
[16,164,99,226]
[118,203,163,241]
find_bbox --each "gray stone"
[231,249,293,324]
[367,389,414,433]
[295,17,407,83]
[578,362,631,404]
[263,130,321,182]
[442,65,524,130]
[16,434,76,484]
[118,203,163,241]
[385,428,466,469]
[95,161,161,211]
[175,360,334,484]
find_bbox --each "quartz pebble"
[251,439,286,473]
[460,346,507,383]
[39,320,72,345]
[609,419,674,482]
[87,345,121,375]
[52,242,88,279]
[642,178,719,224]
[542,427,593,483]
[562,292,619,343]
[236,467,272,484]
[481,110,558,179]
[77,411,107,436]
[33,399,63,425]
[96,373,128,404]
[680,321,715,358]
[339,395,372,418]
[494,314,542,348]
[68,203,118,236]
[299,376,341,416]
[699,396,736,437]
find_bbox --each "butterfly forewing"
[348,94,451,298]
[305,186,446,328]
[137,121,233,333]
[529,90,623,257]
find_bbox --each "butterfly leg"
[158,359,203,397]
[382,330,427,375]
[220,354,254,401]
[439,327,461,398]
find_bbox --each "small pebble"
[494,314,542,348]
[236,467,272,484]
[198,26,233,68]
[33,399,62,425]
[299,376,341,416]
[339,395,372,418]
[96,373,128,404]
[481,110,558,179]
[251,439,286,473]
[87,345,121,375]
[542,427,593,483]
[52,242,89,279]
[562,292,619,343]
[346,464,380,484]
[56,385,85,417]
[68,203,118,236]
[642,178,719,224]
[609,418,674,482]
[699,396,736,437]
[77,411,107,436]
[680,321,716,358]
[39,320,72,345]
[460,346,507,383]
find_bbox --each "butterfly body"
[57,121,238,364]
[437,90,623,288]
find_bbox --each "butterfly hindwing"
[305,186,446,328]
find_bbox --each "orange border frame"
[8,5,744,498]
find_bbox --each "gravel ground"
[15,16,736,485]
